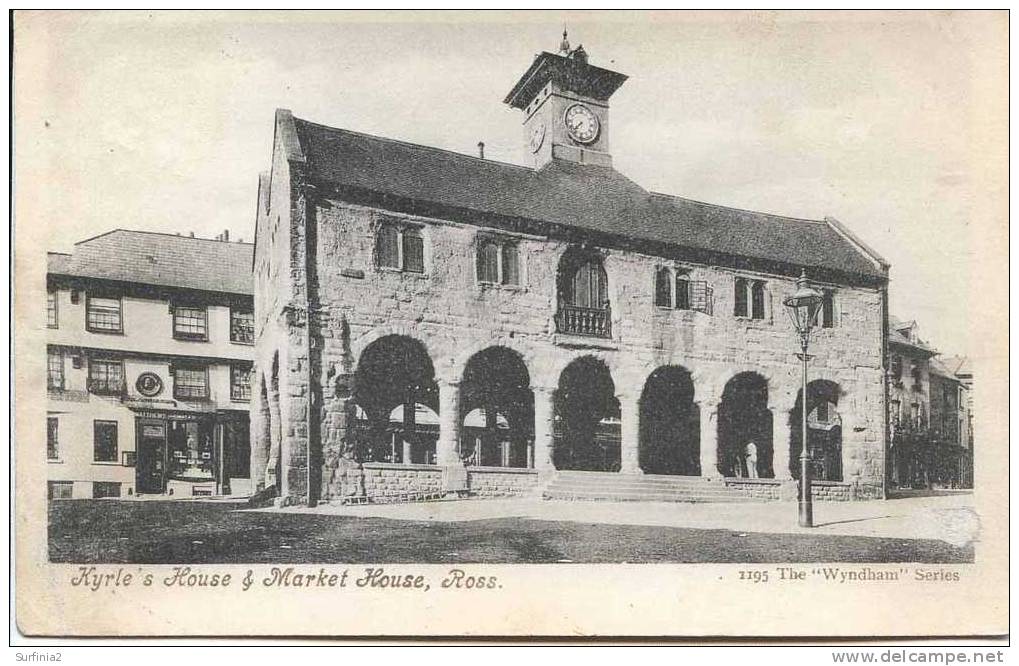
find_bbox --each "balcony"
[555,304,611,339]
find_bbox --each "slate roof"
[48,230,254,295]
[940,355,972,378]
[888,316,938,355]
[291,116,886,281]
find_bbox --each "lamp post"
[783,269,825,528]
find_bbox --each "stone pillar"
[438,380,467,492]
[532,386,555,471]
[402,396,415,464]
[266,380,283,488]
[249,381,271,493]
[772,407,794,480]
[698,400,719,479]
[618,392,642,474]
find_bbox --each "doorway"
[136,419,167,494]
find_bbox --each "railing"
[555,304,611,339]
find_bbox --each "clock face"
[564,103,600,144]
[529,120,546,153]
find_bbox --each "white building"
[46,230,254,499]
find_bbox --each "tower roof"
[504,51,628,109]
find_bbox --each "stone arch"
[717,371,774,478]
[790,379,845,482]
[639,365,700,475]
[460,346,534,468]
[449,337,538,387]
[352,334,439,464]
[351,325,443,377]
[553,355,620,471]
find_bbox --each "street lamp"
[783,269,825,528]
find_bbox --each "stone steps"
[542,470,776,504]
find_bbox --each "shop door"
[136,419,167,494]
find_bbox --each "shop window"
[86,295,122,333]
[654,267,672,307]
[230,308,255,344]
[88,358,124,395]
[93,420,118,462]
[231,365,252,402]
[47,349,64,390]
[47,417,59,460]
[92,481,121,498]
[48,481,73,500]
[47,289,58,328]
[167,420,214,481]
[173,304,208,341]
[173,366,208,400]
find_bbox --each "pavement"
[252,492,980,547]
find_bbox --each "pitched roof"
[940,355,972,377]
[888,316,937,355]
[929,357,958,380]
[48,230,254,295]
[290,116,887,281]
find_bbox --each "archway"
[352,335,438,465]
[717,372,773,478]
[639,366,700,475]
[460,347,534,468]
[553,356,620,471]
[790,379,843,481]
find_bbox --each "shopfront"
[133,408,250,496]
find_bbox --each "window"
[821,290,836,328]
[654,268,672,307]
[750,281,766,320]
[92,482,121,498]
[891,356,903,380]
[477,241,500,283]
[734,278,748,317]
[88,358,123,395]
[675,274,691,310]
[890,399,900,425]
[569,259,608,309]
[231,365,252,402]
[47,349,64,390]
[48,481,73,500]
[173,305,208,341]
[47,290,58,328]
[86,295,122,333]
[501,243,520,286]
[93,420,118,462]
[477,238,520,286]
[230,308,254,344]
[47,417,59,460]
[174,365,208,400]
[377,224,400,268]
[402,228,424,273]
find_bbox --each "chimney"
[477,141,485,159]
[189,231,195,238]
[223,229,229,242]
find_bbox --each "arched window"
[570,259,608,309]
[377,223,426,273]
[750,281,766,319]
[654,267,673,307]
[477,241,500,283]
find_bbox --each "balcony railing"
[556,304,611,339]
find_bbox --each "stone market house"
[47,230,254,499]
[250,40,891,506]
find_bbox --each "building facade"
[250,41,891,506]
[46,230,254,499]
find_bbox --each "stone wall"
[724,478,856,501]
[466,468,540,497]
[362,463,443,497]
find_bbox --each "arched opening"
[352,335,438,465]
[790,379,843,482]
[639,366,700,475]
[553,356,620,471]
[556,247,611,338]
[460,347,534,468]
[718,372,773,478]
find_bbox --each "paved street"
[49,494,976,564]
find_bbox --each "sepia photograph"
[12,9,1008,641]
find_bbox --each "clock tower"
[504,33,628,169]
